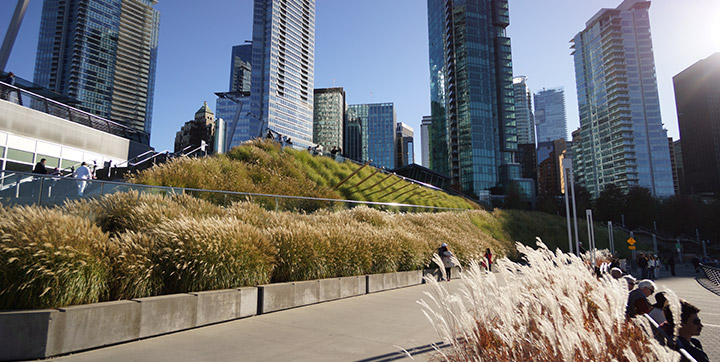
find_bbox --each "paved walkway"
[48,282,458,362]
[46,265,719,362]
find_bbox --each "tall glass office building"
[33,0,159,137]
[513,76,535,145]
[251,0,315,147]
[427,0,519,198]
[534,87,567,143]
[572,0,673,197]
[216,44,253,150]
[313,88,345,150]
[347,103,396,170]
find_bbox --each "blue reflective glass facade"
[534,87,567,143]
[217,44,253,150]
[427,0,518,198]
[33,0,159,137]
[251,0,315,148]
[348,103,396,170]
[572,0,673,197]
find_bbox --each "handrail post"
[275,196,279,212]
[37,177,44,205]
[100,182,104,196]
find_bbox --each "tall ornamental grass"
[128,139,475,210]
[0,206,109,310]
[107,217,275,299]
[0,191,624,310]
[420,240,680,361]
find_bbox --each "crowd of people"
[611,265,710,362]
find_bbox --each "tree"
[624,186,657,229]
[594,184,625,223]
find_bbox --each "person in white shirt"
[74,162,92,196]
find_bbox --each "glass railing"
[0,170,471,213]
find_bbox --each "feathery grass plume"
[63,191,224,235]
[0,206,109,309]
[123,216,276,294]
[420,239,679,361]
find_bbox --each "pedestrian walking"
[668,254,676,276]
[484,248,493,272]
[74,162,92,196]
[437,243,455,281]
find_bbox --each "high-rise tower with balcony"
[427,0,520,198]
[251,0,315,147]
[571,0,673,197]
[33,0,159,138]
[513,76,535,145]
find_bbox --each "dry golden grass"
[0,206,109,309]
[421,240,679,361]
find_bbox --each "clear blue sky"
[2,0,719,163]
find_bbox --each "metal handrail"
[0,170,472,211]
[700,263,720,286]
[129,150,169,167]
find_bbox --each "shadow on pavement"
[354,341,450,362]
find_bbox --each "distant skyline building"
[671,139,685,195]
[395,122,414,168]
[571,0,674,198]
[216,44,253,150]
[428,0,522,199]
[33,0,159,137]
[251,0,315,147]
[344,110,362,162]
[420,115,431,168]
[347,103,396,169]
[174,102,216,154]
[313,87,345,150]
[673,53,720,195]
[534,87,567,143]
[537,139,568,196]
[513,76,535,145]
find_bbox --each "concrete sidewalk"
[45,265,719,362]
[48,282,458,362]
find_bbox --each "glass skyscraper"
[673,53,720,195]
[572,0,673,197]
[427,0,519,198]
[216,44,253,150]
[313,87,345,150]
[33,0,159,137]
[513,76,535,145]
[420,115,431,167]
[347,103,396,170]
[395,122,414,167]
[251,0,315,147]
[534,87,567,143]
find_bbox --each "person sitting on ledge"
[626,279,655,319]
[675,300,709,362]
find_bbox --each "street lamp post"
[563,159,573,254]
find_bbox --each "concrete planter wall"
[0,271,424,361]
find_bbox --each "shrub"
[420,240,679,361]
[0,206,109,309]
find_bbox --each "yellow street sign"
[627,238,636,245]
[629,245,636,250]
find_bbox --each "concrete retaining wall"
[367,270,423,293]
[0,270,427,361]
